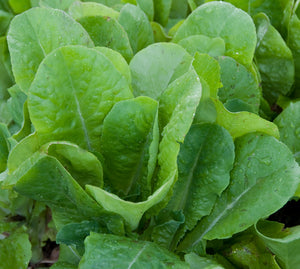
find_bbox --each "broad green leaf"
[213,99,279,139]
[0,10,13,36]
[185,253,225,269]
[256,220,300,269]
[41,141,103,189]
[68,1,119,19]
[94,46,131,85]
[8,0,31,13]
[173,2,257,67]
[179,133,300,250]
[39,0,76,11]
[13,154,124,231]
[287,11,300,97]
[100,97,158,199]
[192,52,221,99]
[0,36,14,97]
[7,84,27,127]
[217,56,261,114]
[153,69,202,208]
[79,233,189,268]
[86,172,175,230]
[274,101,300,164]
[76,16,133,62]
[0,230,31,269]
[151,21,171,42]
[56,220,106,254]
[130,43,192,99]
[136,0,154,21]
[28,45,133,152]
[170,0,188,20]
[167,124,234,234]
[7,7,94,93]
[0,99,12,125]
[153,0,172,26]
[254,13,294,103]
[0,123,10,172]
[178,35,226,57]
[222,233,281,269]
[81,0,121,7]
[118,4,154,54]
[205,0,293,37]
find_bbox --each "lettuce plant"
[0,0,300,268]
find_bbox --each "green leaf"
[256,220,300,269]
[100,97,159,199]
[7,84,27,127]
[68,1,119,20]
[287,11,300,97]
[173,1,257,67]
[39,0,77,11]
[222,233,280,269]
[178,35,226,57]
[0,36,14,97]
[94,46,131,85]
[7,7,94,93]
[0,10,13,36]
[118,4,154,54]
[153,0,172,26]
[79,233,189,268]
[28,45,133,152]
[167,124,234,234]
[0,230,32,269]
[86,173,175,230]
[170,0,189,20]
[130,42,192,99]
[213,99,279,139]
[185,253,225,269]
[151,21,171,42]
[217,56,261,114]
[274,101,300,164]
[179,133,300,250]
[56,220,106,254]
[8,0,31,13]
[41,141,103,189]
[0,123,10,172]
[254,13,294,103]
[136,0,154,21]
[13,154,124,231]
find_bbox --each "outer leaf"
[68,1,119,20]
[28,45,133,152]
[256,220,300,269]
[7,7,94,92]
[0,123,10,172]
[168,124,234,232]
[217,56,261,113]
[274,101,300,164]
[213,99,279,139]
[86,172,175,230]
[179,133,300,250]
[254,13,294,103]
[100,97,159,199]
[118,4,154,54]
[0,37,14,97]
[287,11,300,97]
[153,0,172,26]
[173,2,257,67]
[178,35,225,57]
[13,154,124,231]
[39,0,77,11]
[137,0,154,21]
[8,0,31,13]
[129,42,192,99]
[185,253,225,269]
[76,16,133,62]
[0,231,31,269]
[7,84,27,127]
[42,141,103,189]
[79,233,189,269]
[94,46,131,85]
